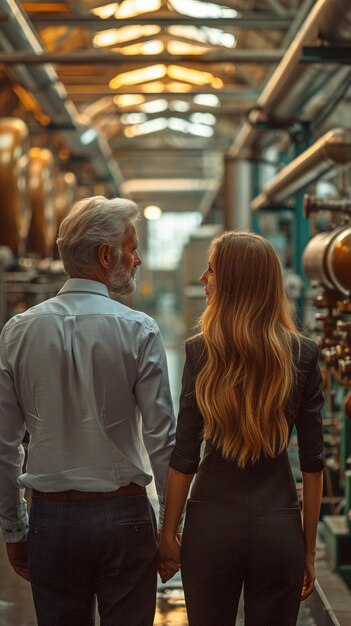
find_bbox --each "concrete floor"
[0,307,350,625]
[1,529,350,625]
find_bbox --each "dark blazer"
[170,333,325,475]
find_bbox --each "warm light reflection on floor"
[155,588,188,625]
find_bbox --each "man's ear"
[98,243,112,269]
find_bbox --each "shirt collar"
[57,278,110,299]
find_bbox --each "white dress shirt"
[0,278,176,542]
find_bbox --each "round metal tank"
[0,118,30,255]
[302,225,351,295]
[26,147,57,258]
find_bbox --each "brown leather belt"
[31,482,146,501]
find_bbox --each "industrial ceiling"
[0,0,350,218]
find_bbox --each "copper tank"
[302,226,351,295]
[26,147,57,258]
[0,118,31,255]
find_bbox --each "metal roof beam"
[63,86,259,97]
[0,50,285,64]
[16,14,293,29]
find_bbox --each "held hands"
[158,533,181,583]
[6,542,30,582]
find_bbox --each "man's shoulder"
[2,298,56,331]
[111,300,158,332]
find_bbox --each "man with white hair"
[0,196,176,626]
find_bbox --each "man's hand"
[158,535,181,583]
[6,542,30,581]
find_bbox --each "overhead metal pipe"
[250,128,351,210]
[0,0,123,193]
[228,0,351,159]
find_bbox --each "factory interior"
[0,0,351,624]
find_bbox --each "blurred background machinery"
[302,204,351,587]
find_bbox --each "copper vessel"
[302,225,351,295]
[0,118,30,255]
[26,148,57,258]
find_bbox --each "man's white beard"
[109,263,136,295]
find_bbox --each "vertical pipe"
[224,156,252,231]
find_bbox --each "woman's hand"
[158,535,181,583]
[301,554,315,600]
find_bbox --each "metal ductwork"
[228,0,351,159]
[0,0,123,193]
[250,128,351,210]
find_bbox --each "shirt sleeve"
[169,341,204,474]
[0,327,29,542]
[133,321,176,522]
[295,344,326,473]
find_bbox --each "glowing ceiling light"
[165,81,193,93]
[93,25,161,48]
[113,94,146,107]
[90,3,118,19]
[170,100,190,112]
[139,99,168,113]
[168,25,236,49]
[202,27,236,48]
[140,81,193,93]
[109,65,167,89]
[168,118,213,137]
[168,0,238,18]
[120,112,147,124]
[124,117,214,138]
[187,122,214,137]
[212,78,223,88]
[193,94,220,107]
[144,205,162,220]
[190,112,216,125]
[166,41,210,55]
[140,81,165,93]
[116,0,162,19]
[93,30,119,48]
[168,65,223,87]
[115,40,164,55]
[124,118,168,137]
[80,128,97,145]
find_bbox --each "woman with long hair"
[159,231,324,626]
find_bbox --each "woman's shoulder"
[291,333,319,371]
[184,333,206,368]
[185,332,204,348]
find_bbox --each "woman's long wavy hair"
[195,231,300,468]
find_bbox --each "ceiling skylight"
[113,94,146,107]
[90,3,118,19]
[168,25,236,48]
[168,0,238,18]
[116,0,162,18]
[193,94,220,107]
[109,65,223,89]
[93,25,161,48]
[124,117,214,137]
